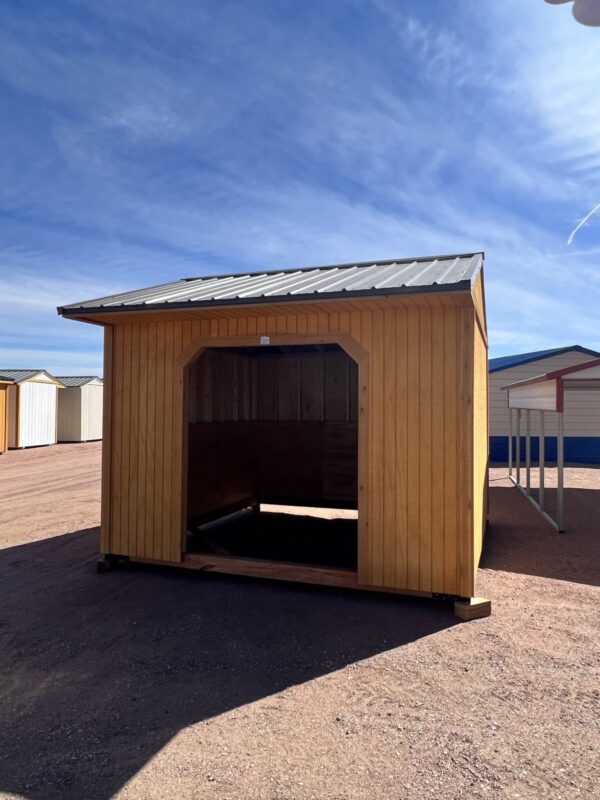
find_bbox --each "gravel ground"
[0,444,598,800]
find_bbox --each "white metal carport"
[503,357,600,532]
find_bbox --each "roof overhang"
[58,280,474,318]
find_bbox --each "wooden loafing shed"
[56,376,104,442]
[58,253,490,614]
[0,370,64,449]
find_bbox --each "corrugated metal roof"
[0,369,62,384]
[56,376,103,387]
[489,345,600,374]
[58,252,484,315]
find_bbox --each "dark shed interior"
[185,344,358,566]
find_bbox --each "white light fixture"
[544,0,600,26]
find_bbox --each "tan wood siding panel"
[442,307,459,594]
[458,309,475,597]
[473,322,489,581]
[100,326,113,552]
[106,294,479,593]
[471,272,488,346]
[430,308,446,591]
[0,385,7,453]
[136,325,148,558]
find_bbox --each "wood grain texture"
[0,385,8,454]
[472,319,489,585]
[100,326,113,551]
[103,286,487,595]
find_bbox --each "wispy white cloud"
[0,0,599,366]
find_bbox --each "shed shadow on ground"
[482,485,600,587]
[0,527,456,800]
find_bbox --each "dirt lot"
[0,444,598,800]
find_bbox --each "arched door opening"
[185,342,359,573]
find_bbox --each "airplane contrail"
[567,202,600,245]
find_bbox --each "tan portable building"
[58,253,489,615]
[56,376,103,442]
[489,346,600,464]
[0,370,63,448]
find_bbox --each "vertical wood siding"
[0,385,7,453]
[473,320,489,586]
[104,297,481,596]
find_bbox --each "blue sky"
[1,0,599,375]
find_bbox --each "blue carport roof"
[489,345,600,373]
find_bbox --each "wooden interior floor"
[187,507,358,570]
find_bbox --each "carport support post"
[515,409,521,485]
[508,408,513,477]
[539,411,545,511]
[557,412,565,532]
[525,410,531,495]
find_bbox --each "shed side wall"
[105,299,476,596]
[81,383,104,441]
[472,317,488,583]
[18,382,58,447]
[57,387,82,441]
[0,386,7,453]
[7,385,18,448]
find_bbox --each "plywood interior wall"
[102,293,485,598]
[187,346,358,519]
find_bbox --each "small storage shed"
[56,376,103,442]
[490,346,600,463]
[0,370,64,449]
[58,252,489,613]
[0,374,13,454]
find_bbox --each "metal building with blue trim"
[489,345,600,464]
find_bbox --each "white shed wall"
[507,379,558,411]
[58,381,103,441]
[81,382,103,441]
[490,351,600,436]
[18,381,58,447]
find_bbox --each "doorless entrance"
[185,342,359,577]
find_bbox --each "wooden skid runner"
[130,552,433,598]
